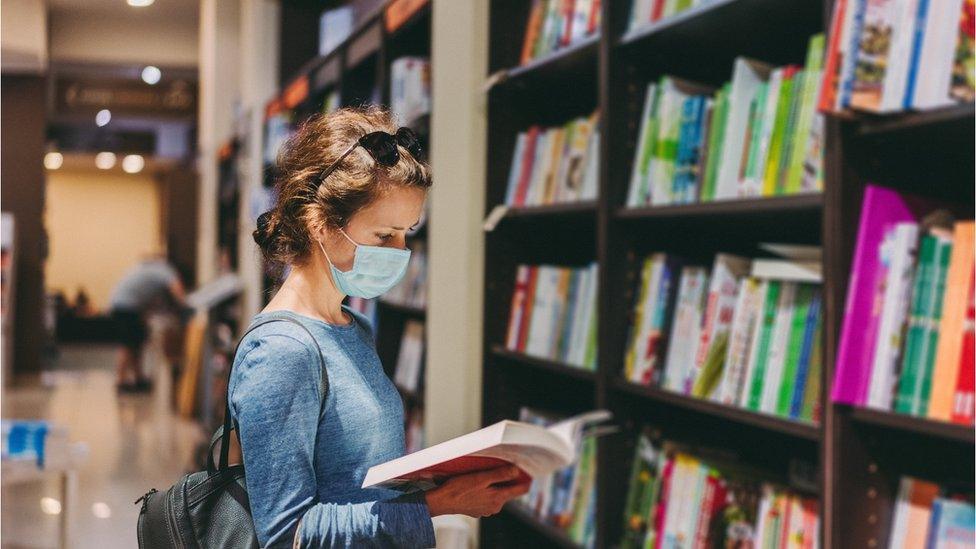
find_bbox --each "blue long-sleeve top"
[229,308,435,548]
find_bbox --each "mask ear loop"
[318,229,359,270]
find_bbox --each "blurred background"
[1,0,974,548]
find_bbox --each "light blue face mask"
[317,229,411,299]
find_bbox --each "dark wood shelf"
[397,385,424,407]
[847,406,975,445]
[503,201,598,219]
[490,345,597,382]
[501,503,583,549]
[611,378,821,441]
[855,103,975,137]
[616,193,823,220]
[377,300,426,318]
[490,34,600,94]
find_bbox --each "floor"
[2,342,204,549]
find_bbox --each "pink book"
[832,185,938,405]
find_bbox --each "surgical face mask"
[316,229,411,299]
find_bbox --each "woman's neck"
[264,261,349,325]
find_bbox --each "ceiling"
[46,0,199,21]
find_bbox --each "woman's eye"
[377,233,394,242]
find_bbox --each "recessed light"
[95,109,112,127]
[95,152,117,170]
[141,66,161,85]
[92,502,112,519]
[122,154,145,174]
[41,497,62,515]
[127,0,154,7]
[44,152,63,170]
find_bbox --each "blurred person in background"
[109,252,187,392]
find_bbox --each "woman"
[232,107,529,548]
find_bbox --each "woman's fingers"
[493,479,531,501]
[465,464,521,487]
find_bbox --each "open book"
[362,410,612,491]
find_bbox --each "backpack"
[135,315,329,548]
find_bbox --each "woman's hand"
[424,465,531,518]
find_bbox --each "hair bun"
[253,210,276,248]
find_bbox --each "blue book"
[927,497,976,549]
[790,290,822,419]
[839,0,868,108]
[903,0,930,109]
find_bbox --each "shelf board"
[503,201,598,219]
[377,300,426,318]
[386,1,431,43]
[490,346,597,382]
[616,193,824,220]
[847,407,974,445]
[621,0,742,45]
[855,103,975,136]
[491,34,600,91]
[501,503,583,549]
[611,378,821,441]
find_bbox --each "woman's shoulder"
[234,316,323,377]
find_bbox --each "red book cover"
[651,0,666,23]
[693,473,726,548]
[951,268,975,424]
[653,456,675,549]
[514,127,540,206]
[818,0,849,112]
[561,0,575,47]
[521,0,545,65]
[517,267,540,351]
[587,0,601,34]
[506,266,530,349]
[777,494,793,549]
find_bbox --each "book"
[663,266,709,392]
[849,0,922,113]
[393,320,425,394]
[951,270,976,424]
[910,0,966,109]
[361,409,610,491]
[520,0,600,65]
[927,497,976,548]
[390,56,431,126]
[888,477,940,549]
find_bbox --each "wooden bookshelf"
[482,1,974,548]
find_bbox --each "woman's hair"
[253,106,431,268]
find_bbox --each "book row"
[820,0,975,114]
[390,56,431,127]
[505,263,600,370]
[518,407,598,548]
[627,0,708,33]
[621,430,820,549]
[393,319,425,397]
[504,113,600,207]
[889,477,975,549]
[520,0,601,66]
[625,252,824,423]
[383,240,427,309]
[833,185,975,425]
[627,34,826,207]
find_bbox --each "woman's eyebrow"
[386,219,421,230]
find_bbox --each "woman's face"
[321,186,426,272]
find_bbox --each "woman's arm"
[231,333,435,548]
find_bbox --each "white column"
[426,0,488,445]
[197,0,241,285]
[238,0,280,320]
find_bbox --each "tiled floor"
[2,343,204,548]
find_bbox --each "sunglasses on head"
[318,127,423,184]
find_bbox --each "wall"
[44,170,163,311]
[1,75,48,376]
[1,0,47,73]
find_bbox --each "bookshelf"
[482,1,974,548]
[264,0,432,450]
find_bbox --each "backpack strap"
[209,313,329,473]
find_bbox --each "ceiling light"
[127,0,154,6]
[141,66,161,85]
[122,154,145,174]
[95,152,117,170]
[95,109,112,127]
[92,502,112,519]
[41,497,62,515]
[44,152,63,170]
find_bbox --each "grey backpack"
[135,315,328,548]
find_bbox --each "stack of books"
[505,263,599,370]
[624,250,824,423]
[820,0,975,113]
[621,431,820,549]
[503,113,600,207]
[322,89,341,114]
[627,34,826,207]
[519,0,601,65]
[888,477,975,548]
[393,320,425,396]
[627,0,706,33]
[390,56,431,126]
[833,185,975,425]
[518,407,598,548]
[383,241,427,309]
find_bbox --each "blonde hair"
[253,106,431,268]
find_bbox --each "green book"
[895,235,938,413]
[786,34,826,193]
[701,84,730,201]
[747,281,782,410]
[776,284,814,417]
[761,67,797,196]
[584,306,599,371]
[567,436,596,542]
[691,331,729,398]
[800,315,824,422]
[775,70,806,194]
[743,83,769,184]
[916,237,954,415]
[621,433,659,549]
